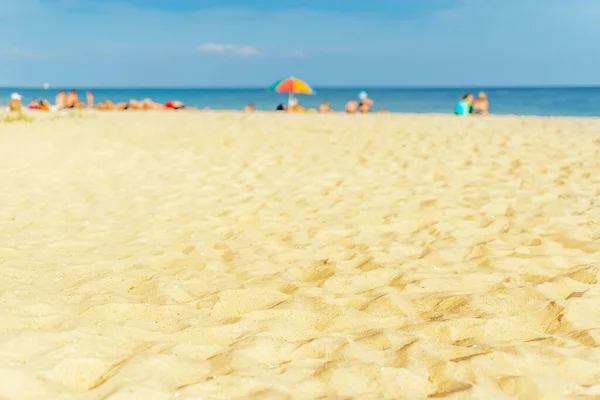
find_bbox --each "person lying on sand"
[27,98,39,110]
[163,100,197,110]
[164,100,185,110]
[94,98,196,111]
[95,100,127,111]
[122,99,167,110]
[243,103,255,112]
[123,99,143,110]
[38,99,51,111]
[140,99,163,110]
[25,98,51,111]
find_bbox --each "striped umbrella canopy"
[269,76,315,95]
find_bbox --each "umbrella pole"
[288,93,292,111]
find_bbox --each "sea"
[2,87,600,117]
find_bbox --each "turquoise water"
[2,87,600,116]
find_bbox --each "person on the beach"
[472,92,489,115]
[454,93,473,116]
[65,90,84,108]
[318,101,333,113]
[164,100,186,110]
[55,90,66,109]
[27,98,39,110]
[8,93,22,112]
[86,91,94,108]
[358,91,373,113]
[288,97,305,113]
[141,98,163,110]
[275,103,287,111]
[345,99,358,113]
[95,100,127,110]
[123,99,142,110]
[38,99,51,111]
[243,103,255,112]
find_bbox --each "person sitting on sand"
[243,103,255,112]
[65,89,84,109]
[454,93,473,116]
[358,91,373,113]
[472,92,489,115]
[345,99,358,113]
[275,103,287,111]
[288,98,305,113]
[318,101,333,113]
[55,90,66,109]
[86,91,94,108]
[8,93,22,112]
[65,90,77,108]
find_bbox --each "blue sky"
[1,0,599,87]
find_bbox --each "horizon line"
[2,84,600,90]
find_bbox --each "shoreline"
[3,108,600,120]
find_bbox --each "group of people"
[454,92,489,116]
[345,91,375,113]
[251,91,376,114]
[8,89,486,115]
[6,90,193,112]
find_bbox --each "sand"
[0,111,599,399]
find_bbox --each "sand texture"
[0,112,600,399]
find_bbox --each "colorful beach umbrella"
[269,76,314,95]
[269,77,314,109]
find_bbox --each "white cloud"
[198,42,260,57]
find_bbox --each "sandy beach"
[0,111,599,399]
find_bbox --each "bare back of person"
[55,91,66,108]
[472,92,489,115]
[345,100,358,113]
